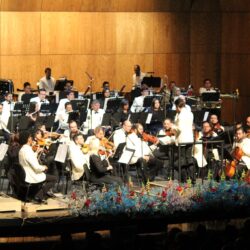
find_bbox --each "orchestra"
[0,66,249,204]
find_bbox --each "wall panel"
[153,13,190,53]
[1,0,42,11]
[0,56,41,88]
[1,12,41,55]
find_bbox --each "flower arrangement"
[68,176,250,218]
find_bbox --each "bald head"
[123,120,132,133]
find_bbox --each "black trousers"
[35,174,57,200]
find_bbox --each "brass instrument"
[82,144,89,154]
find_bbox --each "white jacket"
[19,144,46,184]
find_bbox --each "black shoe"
[46,190,57,198]
[32,197,47,205]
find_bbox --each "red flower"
[210,187,217,193]
[161,190,167,198]
[129,191,135,197]
[176,186,183,192]
[116,196,122,204]
[84,199,91,208]
[71,192,77,200]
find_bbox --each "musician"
[199,121,218,139]
[132,65,146,89]
[18,82,32,102]
[174,98,195,182]
[99,88,111,109]
[117,99,130,123]
[85,125,105,144]
[0,103,10,141]
[113,120,132,148]
[63,120,83,144]
[30,88,49,110]
[89,138,123,186]
[57,102,73,131]
[18,131,57,203]
[145,98,164,135]
[233,127,250,170]
[127,123,162,182]
[102,81,110,91]
[55,90,75,119]
[130,88,149,113]
[68,133,90,181]
[246,116,250,133]
[83,100,105,135]
[1,93,14,133]
[172,95,191,112]
[209,114,224,134]
[199,78,216,95]
[39,67,56,93]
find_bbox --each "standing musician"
[130,88,149,113]
[39,67,56,93]
[68,133,90,181]
[18,131,57,203]
[83,100,105,135]
[89,138,123,186]
[132,65,146,89]
[209,114,224,135]
[126,123,162,183]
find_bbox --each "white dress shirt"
[130,96,145,113]
[83,109,105,134]
[68,141,90,181]
[1,101,14,131]
[55,98,70,118]
[174,108,194,144]
[113,128,127,148]
[30,96,49,110]
[19,144,46,184]
[57,110,70,130]
[39,76,56,93]
[199,87,216,95]
[235,138,250,169]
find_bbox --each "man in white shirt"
[174,98,195,182]
[57,102,73,131]
[113,120,132,148]
[55,90,75,121]
[0,103,10,141]
[30,88,49,111]
[18,131,57,203]
[83,100,105,135]
[39,67,56,93]
[68,133,89,181]
[199,78,216,95]
[1,92,14,133]
[62,120,83,144]
[18,82,32,102]
[130,88,149,113]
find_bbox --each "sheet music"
[93,94,96,100]
[0,143,8,161]
[55,144,68,163]
[118,148,135,164]
[203,111,209,121]
[145,113,152,124]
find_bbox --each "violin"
[142,132,158,144]
[44,131,61,139]
[98,137,115,156]
[225,146,244,178]
[212,123,223,134]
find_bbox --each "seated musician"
[126,123,162,183]
[99,88,111,109]
[233,127,250,171]
[18,82,32,102]
[0,103,10,141]
[199,78,217,95]
[63,120,83,144]
[57,102,73,132]
[55,90,75,120]
[113,120,132,148]
[117,99,130,123]
[83,100,105,135]
[30,88,49,111]
[68,133,90,181]
[145,98,164,135]
[39,67,56,94]
[130,88,149,113]
[89,138,123,186]
[209,114,224,135]
[18,131,57,203]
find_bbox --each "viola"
[142,132,158,144]
[225,146,244,178]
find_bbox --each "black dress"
[89,154,123,186]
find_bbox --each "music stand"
[59,91,78,100]
[21,93,37,104]
[128,112,141,124]
[201,92,220,102]
[165,110,176,121]
[104,97,124,113]
[40,103,51,115]
[101,113,111,126]
[67,111,79,123]
[143,95,162,108]
[71,99,89,112]
[7,117,20,133]
[141,76,161,88]
[19,116,33,131]
[111,112,122,127]
[36,116,55,130]
[113,142,126,160]
[54,78,73,91]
